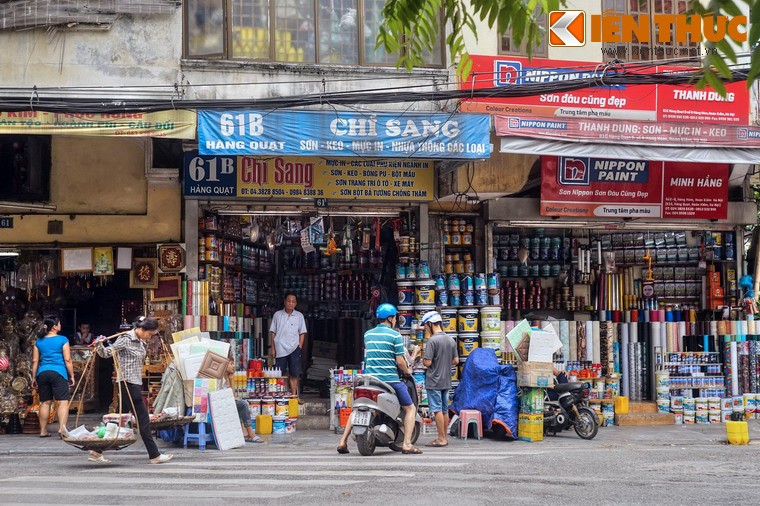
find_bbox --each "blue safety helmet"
[376,303,398,320]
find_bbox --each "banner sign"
[183,153,434,201]
[461,55,749,126]
[541,156,728,219]
[0,110,196,139]
[197,110,491,159]
[495,116,760,148]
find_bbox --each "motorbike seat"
[553,382,583,393]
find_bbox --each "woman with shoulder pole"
[89,316,173,464]
[31,315,75,438]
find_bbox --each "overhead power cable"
[0,67,750,114]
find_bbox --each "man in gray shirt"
[270,293,307,398]
[421,311,458,447]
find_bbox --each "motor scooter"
[543,381,599,440]
[350,374,422,456]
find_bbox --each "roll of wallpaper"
[664,322,674,353]
[569,321,578,361]
[621,324,630,398]
[677,322,686,352]
[730,339,739,397]
[183,315,194,331]
[750,338,758,394]
[710,320,718,338]
[560,320,570,363]
[650,322,660,352]
[592,321,601,364]
[748,318,756,335]
[578,321,587,361]
[724,336,733,392]
[717,320,728,336]
[630,321,638,344]
[658,309,666,323]
[586,320,594,362]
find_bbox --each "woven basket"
[150,415,195,431]
[62,435,138,452]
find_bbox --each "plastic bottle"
[96,424,106,439]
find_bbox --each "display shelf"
[202,230,268,249]
[497,260,569,265]
[662,362,722,367]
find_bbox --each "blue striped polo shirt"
[363,323,404,383]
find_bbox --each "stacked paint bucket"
[655,371,670,414]
[480,305,502,358]
[458,306,479,374]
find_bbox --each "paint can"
[276,399,289,417]
[261,398,276,417]
[673,413,684,424]
[708,409,722,424]
[733,396,745,412]
[436,289,448,307]
[487,272,499,291]
[458,333,480,357]
[397,281,414,305]
[695,397,708,412]
[656,399,670,414]
[721,397,733,411]
[721,410,733,423]
[248,399,262,416]
[655,371,670,389]
[480,306,502,332]
[448,274,461,291]
[656,387,670,401]
[458,308,479,332]
[272,415,287,434]
[397,306,414,332]
[695,412,709,424]
[441,309,458,333]
[707,397,721,411]
[683,409,696,424]
[480,331,502,352]
[285,418,297,434]
[682,397,696,412]
[670,396,683,412]
[414,280,436,305]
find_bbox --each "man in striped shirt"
[337,303,421,454]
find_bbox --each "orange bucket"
[339,408,352,427]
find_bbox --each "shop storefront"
[452,54,760,431]
[0,115,191,434]
[183,109,491,424]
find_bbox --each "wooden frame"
[61,248,94,273]
[92,247,115,276]
[151,276,182,302]
[130,258,159,289]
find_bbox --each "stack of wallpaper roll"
[182,280,262,336]
[501,316,760,401]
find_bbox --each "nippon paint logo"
[558,157,590,186]
[549,10,748,47]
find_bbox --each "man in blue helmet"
[337,303,422,455]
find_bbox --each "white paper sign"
[301,228,315,253]
[208,388,246,451]
[527,328,561,363]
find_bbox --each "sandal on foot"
[245,436,262,443]
[337,445,349,454]
[402,446,423,454]
[88,455,111,464]
[39,433,51,438]
[425,440,448,447]
[149,454,174,464]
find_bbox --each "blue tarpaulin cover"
[450,348,518,439]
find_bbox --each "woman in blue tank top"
[32,315,75,437]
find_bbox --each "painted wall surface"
[0,13,448,106]
[0,137,181,244]
[51,137,148,214]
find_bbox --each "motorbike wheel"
[356,429,377,456]
[574,407,599,440]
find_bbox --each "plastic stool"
[183,413,215,450]
[459,410,483,440]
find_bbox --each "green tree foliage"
[377,0,758,90]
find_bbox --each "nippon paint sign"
[541,156,729,219]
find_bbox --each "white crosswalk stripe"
[0,440,527,504]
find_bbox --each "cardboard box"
[518,413,544,442]
[517,362,554,388]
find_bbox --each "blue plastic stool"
[183,411,215,450]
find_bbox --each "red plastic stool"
[459,410,483,440]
